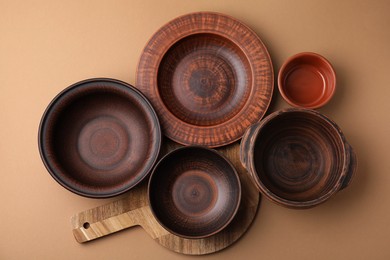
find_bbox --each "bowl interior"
[149,147,241,238]
[279,53,335,108]
[253,111,344,202]
[39,80,160,197]
[157,33,252,126]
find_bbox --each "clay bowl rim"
[136,11,274,148]
[38,78,162,198]
[147,145,242,239]
[248,108,348,209]
[278,52,336,109]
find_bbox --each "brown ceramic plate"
[136,12,273,147]
[39,78,161,198]
[148,146,241,238]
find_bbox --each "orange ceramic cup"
[278,52,336,109]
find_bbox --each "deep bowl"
[240,109,356,209]
[278,52,336,109]
[148,146,241,238]
[136,12,273,147]
[39,78,161,198]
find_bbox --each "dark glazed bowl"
[148,146,241,238]
[137,12,273,147]
[39,78,161,198]
[240,109,356,209]
[278,52,336,109]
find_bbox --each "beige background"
[1,0,389,259]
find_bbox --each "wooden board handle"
[70,182,169,243]
[70,142,261,255]
[72,208,142,243]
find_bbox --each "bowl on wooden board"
[136,12,274,148]
[38,78,161,198]
[148,146,241,239]
[278,52,336,109]
[240,108,357,209]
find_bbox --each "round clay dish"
[278,52,336,109]
[246,109,353,208]
[39,78,161,198]
[148,146,241,238]
[136,12,273,147]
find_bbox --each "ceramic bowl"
[136,12,273,147]
[39,78,161,198]
[148,146,241,238]
[278,52,336,109]
[240,108,356,209]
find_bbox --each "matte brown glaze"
[136,12,273,147]
[38,78,161,198]
[278,52,336,109]
[240,108,357,209]
[148,146,241,239]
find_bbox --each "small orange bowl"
[278,52,336,109]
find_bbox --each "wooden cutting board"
[71,140,260,255]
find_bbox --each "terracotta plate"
[136,12,273,147]
[39,78,161,198]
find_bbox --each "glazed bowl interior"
[253,110,344,203]
[157,33,252,127]
[278,53,336,109]
[39,79,161,198]
[148,146,241,239]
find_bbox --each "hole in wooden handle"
[83,222,90,229]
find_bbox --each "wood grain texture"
[240,108,357,209]
[136,12,273,147]
[71,140,260,255]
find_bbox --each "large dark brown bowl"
[136,12,273,147]
[148,146,241,238]
[39,78,161,198]
[240,109,357,209]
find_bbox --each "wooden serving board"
[71,140,260,255]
